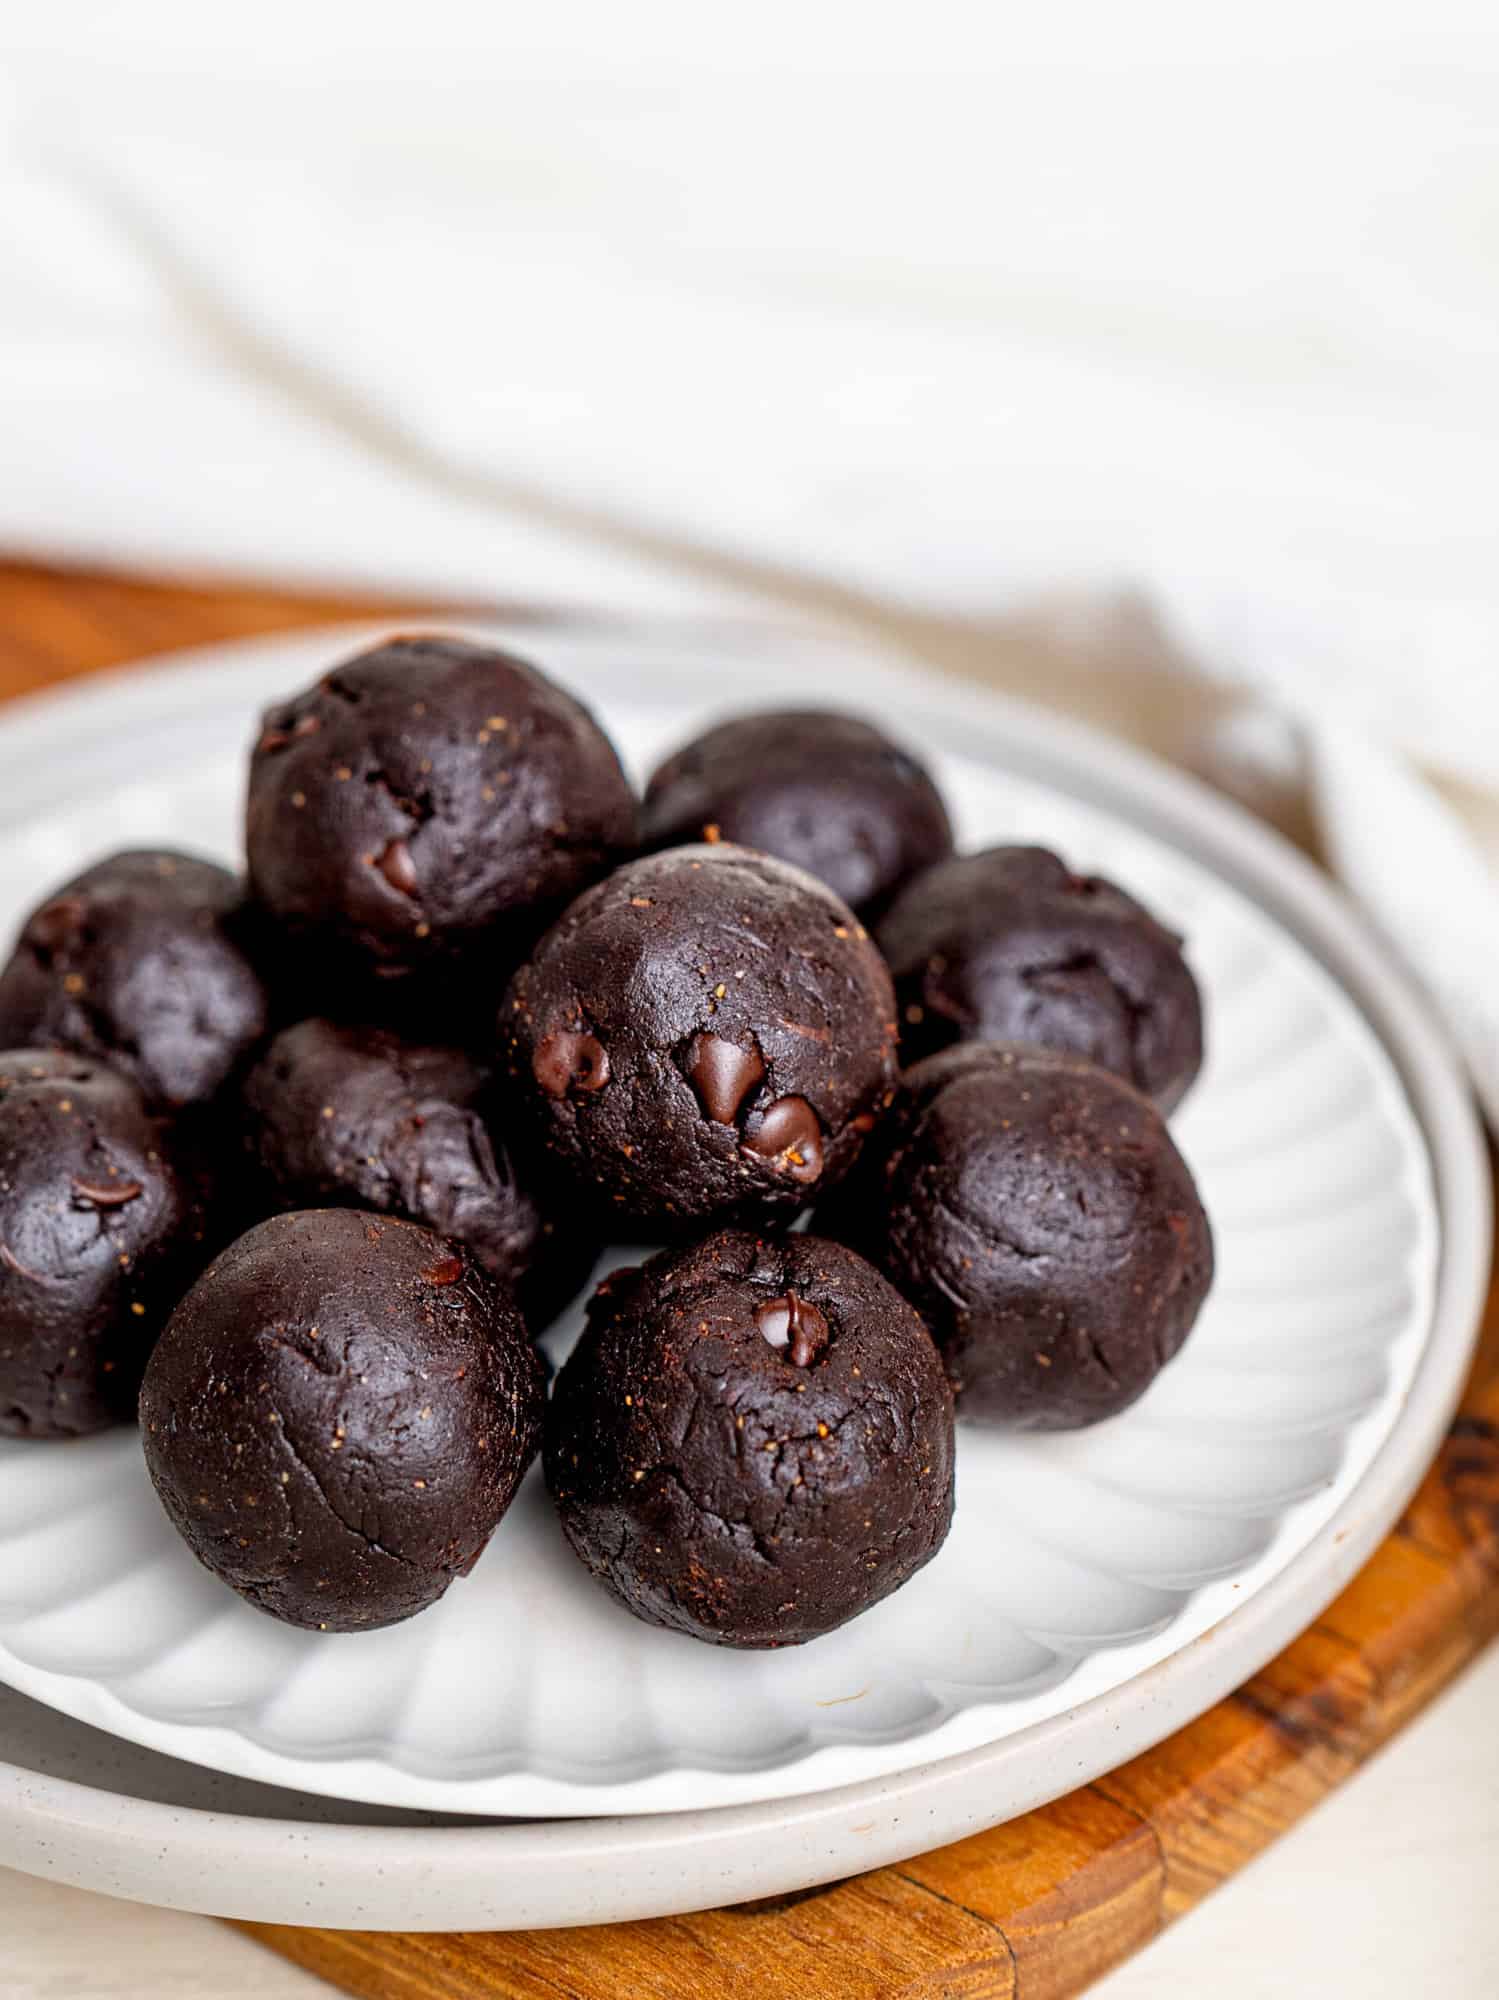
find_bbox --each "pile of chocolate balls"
[0,637,1212,1648]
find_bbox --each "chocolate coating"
[545,1230,954,1647]
[876,846,1204,1111]
[245,636,638,983]
[818,1043,1214,1429]
[642,709,953,917]
[140,1209,547,1631]
[240,1019,592,1331]
[502,846,898,1227]
[0,1051,211,1438]
[0,850,270,1111]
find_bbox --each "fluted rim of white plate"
[0,616,1487,1931]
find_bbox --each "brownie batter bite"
[642,708,953,917]
[819,1043,1214,1430]
[545,1230,955,1647]
[245,635,637,984]
[503,845,899,1227]
[140,1209,546,1631]
[877,846,1204,1111]
[0,1051,211,1438]
[0,850,270,1111]
[241,1018,591,1331]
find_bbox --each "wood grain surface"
[1,557,1494,2000]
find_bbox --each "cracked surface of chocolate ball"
[642,708,953,917]
[241,1018,592,1331]
[140,1208,547,1631]
[876,845,1204,1111]
[818,1042,1214,1430]
[502,845,898,1228]
[245,636,638,985]
[0,850,270,1111]
[0,1050,212,1438]
[545,1229,954,1647]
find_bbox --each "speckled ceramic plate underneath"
[0,621,1484,1862]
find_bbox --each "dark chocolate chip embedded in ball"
[140,1209,547,1632]
[755,1290,830,1367]
[245,635,638,985]
[502,845,899,1229]
[240,1018,594,1332]
[0,850,270,1111]
[817,1042,1214,1430]
[545,1229,954,1647]
[0,1051,213,1438]
[876,845,1204,1112]
[642,708,954,917]
[533,1030,611,1101]
[688,1033,765,1125]
[742,1094,824,1183]
[373,837,420,899]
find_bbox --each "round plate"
[0,622,1487,1925]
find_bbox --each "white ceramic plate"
[0,624,1486,1881]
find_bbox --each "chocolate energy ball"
[642,709,954,918]
[0,850,270,1112]
[818,1043,1214,1430]
[0,1051,211,1438]
[546,1230,954,1647]
[241,1019,592,1331]
[140,1209,546,1632]
[245,635,638,985]
[876,845,1204,1112]
[503,845,899,1228]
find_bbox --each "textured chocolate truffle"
[545,1229,954,1647]
[818,1042,1214,1429]
[140,1209,546,1631]
[245,635,637,984]
[0,1051,211,1438]
[642,709,953,916]
[0,850,270,1111]
[502,845,898,1228]
[876,845,1204,1111]
[241,1018,592,1330]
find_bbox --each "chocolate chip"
[755,1290,830,1367]
[421,1254,464,1287]
[372,837,419,898]
[256,712,322,757]
[534,1030,611,1100]
[0,1242,44,1282]
[71,1176,145,1209]
[688,1033,764,1126]
[742,1095,824,1182]
[28,897,86,956]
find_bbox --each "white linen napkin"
[1197,696,1499,1132]
[1306,726,1499,1129]
[2,5,1497,1114]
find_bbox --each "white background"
[4,4,1499,784]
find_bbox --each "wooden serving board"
[3,558,1497,2000]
